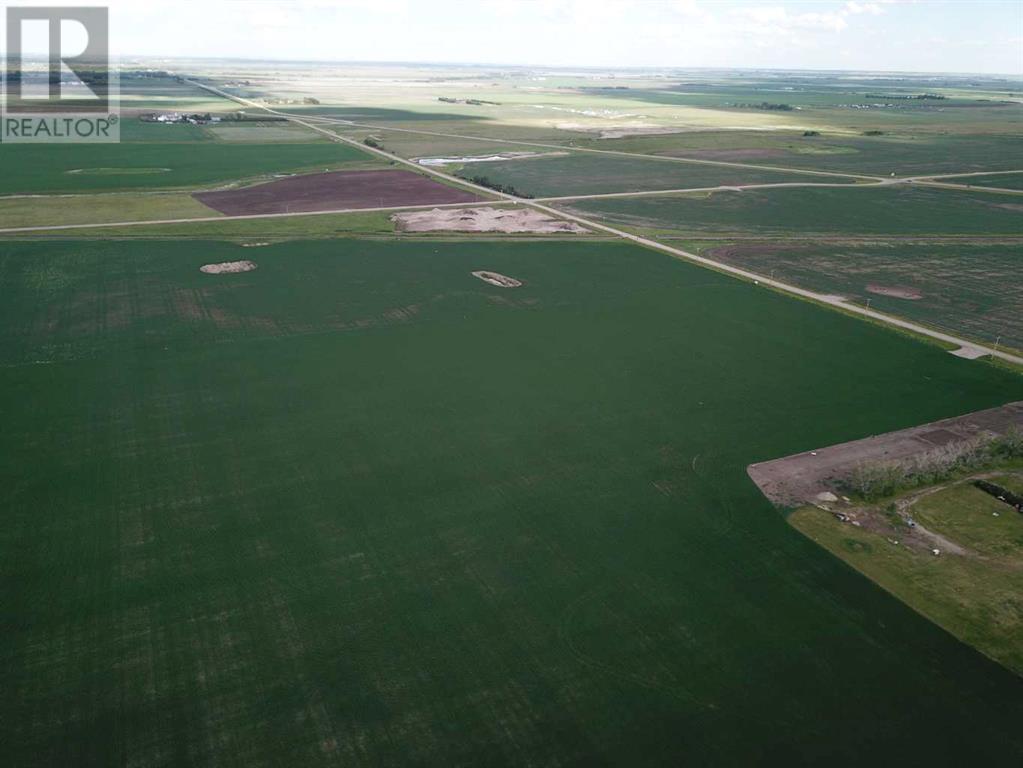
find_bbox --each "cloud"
[2,0,1018,75]
[845,2,885,15]
[730,6,849,35]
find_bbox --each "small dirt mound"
[200,260,258,275]
[866,284,922,300]
[472,271,522,288]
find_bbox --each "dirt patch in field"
[393,207,587,234]
[472,271,522,288]
[200,260,258,274]
[748,401,1023,508]
[866,284,923,300]
[193,170,481,216]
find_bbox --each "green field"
[687,240,1023,352]
[450,153,858,197]
[790,473,1023,675]
[115,120,324,145]
[118,119,214,143]
[0,192,218,230]
[562,185,1023,236]
[2,237,1023,765]
[0,142,378,195]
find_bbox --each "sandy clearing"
[393,207,588,234]
[950,346,989,360]
[200,260,258,274]
[472,271,522,288]
[866,284,923,300]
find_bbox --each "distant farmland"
[0,142,378,194]
[2,237,1022,765]
[450,152,857,197]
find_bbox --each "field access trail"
[177,79,1023,368]
[0,199,499,234]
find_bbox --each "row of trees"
[844,429,1023,501]
[462,175,532,198]
[734,102,794,111]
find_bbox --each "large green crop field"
[2,236,1022,765]
[563,185,1023,236]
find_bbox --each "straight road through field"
[533,178,899,203]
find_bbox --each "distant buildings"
[140,112,219,125]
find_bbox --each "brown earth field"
[193,170,482,215]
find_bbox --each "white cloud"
[845,2,885,15]
[2,0,1018,75]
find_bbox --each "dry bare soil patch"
[394,207,587,234]
[866,284,923,300]
[471,270,522,287]
[200,260,258,274]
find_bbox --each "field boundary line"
[0,199,514,234]
[533,179,897,202]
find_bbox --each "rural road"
[34,79,1023,368]
[531,174,1023,203]
[528,200,1023,366]
[533,178,899,203]
[0,199,509,234]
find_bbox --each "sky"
[3,0,1022,75]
